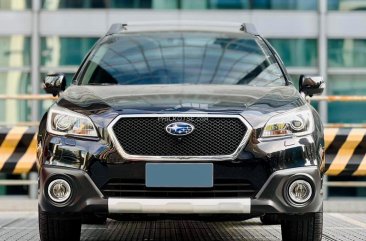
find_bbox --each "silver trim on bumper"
[108,198,251,214]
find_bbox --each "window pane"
[289,74,300,89]
[42,0,317,10]
[206,0,250,9]
[0,0,31,10]
[328,176,366,197]
[328,0,366,11]
[328,74,366,123]
[42,0,152,9]
[111,0,152,8]
[0,72,31,124]
[0,36,31,67]
[250,0,317,10]
[328,39,366,67]
[41,37,98,67]
[42,0,108,9]
[269,39,318,67]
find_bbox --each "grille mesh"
[101,179,257,198]
[112,117,247,156]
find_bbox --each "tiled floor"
[0,212,365,241]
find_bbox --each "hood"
[56,84,306,128]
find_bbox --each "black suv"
[38,22,325,241]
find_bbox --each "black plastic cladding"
[112,117,247,156]
[101,178,257,198]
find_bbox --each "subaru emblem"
[165,122,194,136]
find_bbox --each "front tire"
[82,214,107,224]
[281,212,323,241]
[260,214,280,225]
[39,208,82,241]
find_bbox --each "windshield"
[79,32,286,86]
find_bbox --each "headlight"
[261,106,314,138]
[47,106,98,137]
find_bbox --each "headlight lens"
[262,106,314,138]
[47,106,98,137]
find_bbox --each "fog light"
[47,179,71,203]
[288,180,312,204]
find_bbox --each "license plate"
[146,163,213,188]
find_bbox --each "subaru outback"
[37,22,325,241]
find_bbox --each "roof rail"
[105,22,258,35]
[240,23,258,35]
[106,23,127,35]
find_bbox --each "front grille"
[111,116,247,157]
[101,179,257,198]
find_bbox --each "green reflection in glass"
[42,0,152,9]
[111,0,152,8]
[42,0,317,10]
[328,0,366,11]
[328,176,366,197]
[42,0,107,9]
[328,74,366,123]
[0,36,31,67]
[0,0,31,10]
[269,39,318,67]
[41,37,98,67]
[0,72,31,124]
[289,74,299,90]
[328,39,366,67]
[250,0,316,10]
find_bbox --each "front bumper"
[39,166,323,215]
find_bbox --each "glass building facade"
[41,0,318,10]
[1,0,366,197]
[0,36,31,125]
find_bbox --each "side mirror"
[299,75,325,97]
[43,73,66,97]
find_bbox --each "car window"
[79,32,286,86]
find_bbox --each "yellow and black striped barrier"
[0,127,37,174]
[325,128,366,176]
[0,127,366,176]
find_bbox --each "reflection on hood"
[56,84,305,128]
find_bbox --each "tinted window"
[0,36,31,67]
[328,0,366,11]
[80,32,285,87]
[0,0,31,10]
[328,39,366,67]
[328,74,366,123]
[41,37,98,67]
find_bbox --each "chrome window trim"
[107,114,253,161]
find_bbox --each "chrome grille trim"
[107,114,253,161]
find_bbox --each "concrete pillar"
[29,0,41,199]
[319,0,329,200]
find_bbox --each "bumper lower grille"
[101,179,257,198]
[110,115,248,158]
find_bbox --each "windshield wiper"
[237,60,269,85]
